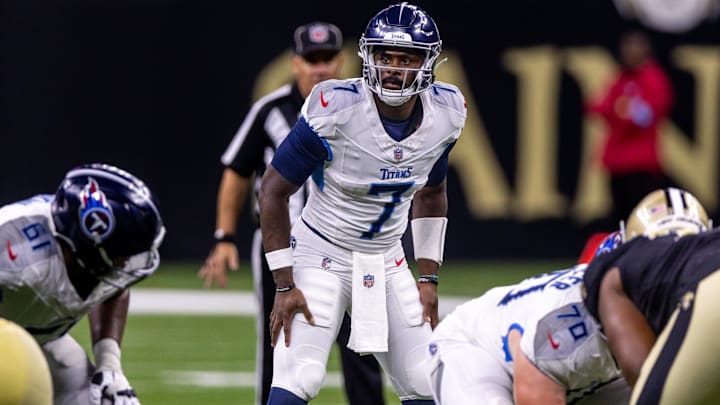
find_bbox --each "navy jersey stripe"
[271,117,329,186]
[426,141,456,187]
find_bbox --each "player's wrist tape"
[265,247,293,271]
[418,274,439,285]
[411,217,448,265]
[275,283,296,293]
[93,338,122,372]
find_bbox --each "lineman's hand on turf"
[90,370,140,405]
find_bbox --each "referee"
[199,22,385,405]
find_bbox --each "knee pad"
[404,344,434,398]
[42,334,89,369]
[296,357,326,399]
[43,335,93,405]
[273,339,332,401]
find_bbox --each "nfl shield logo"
[309,25,330,43]
[393,146,403,162]
[363,274,375,288]
[321,257,332,270]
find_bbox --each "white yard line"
[129,289,471,318]
[163,370,347,388]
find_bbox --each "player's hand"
[270,287,314,348]
[418,282,439,329]
[198,242,239,288]
[90,370,140,405]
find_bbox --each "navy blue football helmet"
[359,2,443,106]
[51,163,165,277]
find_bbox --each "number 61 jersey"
[299,78,466,253]
[0,196,158,345]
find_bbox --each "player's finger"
[228,250,240,271]
[270,316,280,347]
[430,312,439,329]
[301,306,315,326]
[283,315,293,347]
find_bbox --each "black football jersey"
[583,228,720,334]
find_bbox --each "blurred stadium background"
[2,0,719,403]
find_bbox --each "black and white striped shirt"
[221,82,307,222]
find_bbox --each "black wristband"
[275,283,296,293]
[214,229,236,243]
[418,274,439,285]
[215,235,236,243]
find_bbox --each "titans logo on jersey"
[288,78,466,252]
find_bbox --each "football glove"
[90,370,140,405]
[90,338,140,405]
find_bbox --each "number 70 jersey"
[438,265,623,400]
[299,78,466,253]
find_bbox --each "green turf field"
[71,259,575,404]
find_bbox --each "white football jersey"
[433,265,622,401]
[299,78,466,252]
[0,195,158,345]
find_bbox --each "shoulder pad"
[525,302,621,389]
[303,79,365,118]
[429,81,467,115]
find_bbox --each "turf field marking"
[163,370,345,388]
[129,289,471,317]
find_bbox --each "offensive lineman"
[0,163,165,405]
[426,232,630,405]
[258,3,466,404]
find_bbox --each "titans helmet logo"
[78,178,115,242]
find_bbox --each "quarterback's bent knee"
[296,360,326,399]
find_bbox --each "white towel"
[347,251,388,354]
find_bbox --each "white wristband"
[93,337,122,372]
[265,247,294,271]
[411,217,448,265]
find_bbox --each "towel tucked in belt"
[347,251,388,353]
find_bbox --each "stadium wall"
[1,0,718,260]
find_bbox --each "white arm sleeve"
[411,217,448,265]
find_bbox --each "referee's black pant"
[252,229,386,405]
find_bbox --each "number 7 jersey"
[299,78,466,252]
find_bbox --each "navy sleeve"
[426,141,456,187]
[271,117,329,186]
